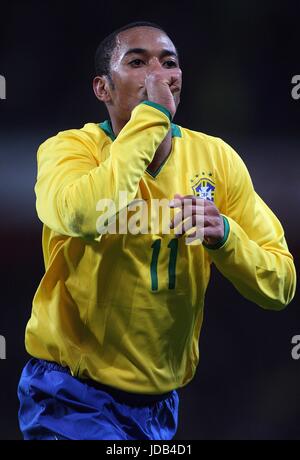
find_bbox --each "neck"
[147,129,172,174]
[110,115,172,175]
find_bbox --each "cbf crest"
[191,172,215,202]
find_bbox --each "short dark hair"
[94,21,169,77]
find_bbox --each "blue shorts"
[17,358,179,440]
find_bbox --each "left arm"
[170,143,296,310]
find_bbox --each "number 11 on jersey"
[150,238,179,291]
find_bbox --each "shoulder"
[178,126,252,187]
[38,123,107,153]
[178,125,239,162]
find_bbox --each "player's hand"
[145,68,182,119]
[169,194,225,245]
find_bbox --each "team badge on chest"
[190,172,215,202]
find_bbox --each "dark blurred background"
[0,0,299,440]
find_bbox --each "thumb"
[174,193,183,200]
[169,193,184,208]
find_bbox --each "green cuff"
[203,215,230,250]
[141,100,172,122]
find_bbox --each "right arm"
[35,102,171,238]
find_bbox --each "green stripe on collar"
[98,120,116,141]
[141,100,172,121]
[99,119,182,140]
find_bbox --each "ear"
[93,76,113,103]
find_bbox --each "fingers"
[170,205,204,229]
[173,214,221,235]
[168,70,182,89]
[145,68,182,86]
[173,215,205,238]
[168,194,223,245]
[169,194,197,208]
[169,195,218,212]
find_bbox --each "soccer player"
[18,21,296,440]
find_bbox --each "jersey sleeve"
[35,102,171,238]
[203,141,297,310]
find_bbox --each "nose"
[148,57,162,72]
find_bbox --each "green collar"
[99,119,182,141]
[98,119,182,178]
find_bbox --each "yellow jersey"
[25,101,296,394]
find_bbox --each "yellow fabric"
[25,102,297,394]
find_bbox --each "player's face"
[107,27,181,121]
